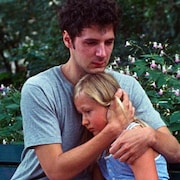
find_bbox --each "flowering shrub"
[109,41,180,142]
[0,41,179,144]
[0,85,23,144]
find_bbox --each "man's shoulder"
[25,66,59,85]
[105,69,136,84]
[105,69,142,95]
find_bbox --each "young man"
[11,0,180,179]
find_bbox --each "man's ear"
[63,30,73,48]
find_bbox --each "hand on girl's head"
[106,89,135,130]
[114,88,124,100]
[106,95,128,132]
[115,89,135,123]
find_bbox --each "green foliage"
[0,86,23,144]
[0,0,66,86]
[109,40,180,142]
[1,0,179,86]
[117,0,180,43]
[0,0,179,143]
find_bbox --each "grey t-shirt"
[11,66,165,180]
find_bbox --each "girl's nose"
[82,117,89,126]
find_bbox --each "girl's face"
[74,91,107,136]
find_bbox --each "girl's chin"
[93,131,99,136]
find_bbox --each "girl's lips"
[87,128,94,132]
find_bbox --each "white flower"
[145,72,150,77]
[128,55,135,63]
[175,54,180,63]
[167,65,173,72]
[158,43,163,49]
[119,70,124,74]
[3,139,7,144]
[160,50,165,56]
[172,88,179,96]
[174,89,179,96]
[150,60,157,68]
[176,68,180,78]
[125,66,130,75]
[132,72,138,79]
[162,65,167,73]
[151,82,156,88]
[125,41,131,47]
[153,42,158,49]
[158,89,163,95]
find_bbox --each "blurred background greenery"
[0,0,179,143]
[0,0,179,87]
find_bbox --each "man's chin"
[89,67,106,74]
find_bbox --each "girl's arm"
[131,148,158,180]
[130,125,159,180]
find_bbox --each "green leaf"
[168,123,180,132]
[141,54,164,65]
[6,103,20,110]
[170,111,180,124]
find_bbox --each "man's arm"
[109,88,180,163]
[151,126,180,162]
[35,126,117,180]
[109,126,180,164]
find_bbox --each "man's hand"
[106,89,135,135]
[109,127,155,164]
[115,89,135,124]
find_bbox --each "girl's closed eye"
[83,109,92,114]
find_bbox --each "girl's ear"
[63,30,73,48]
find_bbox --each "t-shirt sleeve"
[128,77,165,129]
[111,71,166,129]
[21,81,62,148]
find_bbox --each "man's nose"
[96,44,106,57]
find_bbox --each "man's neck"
[61,62,85,85]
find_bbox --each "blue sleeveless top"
[98,122,169,180]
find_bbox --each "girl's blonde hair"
[74,72,120,107]
[74,72,148,128]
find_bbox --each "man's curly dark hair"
[58,0,122,42]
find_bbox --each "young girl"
[74,72,169,180]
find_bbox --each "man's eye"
[105,41,114,46]
[86,41,97,45]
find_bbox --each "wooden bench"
[0,144,179,179]
[0,144,24,180]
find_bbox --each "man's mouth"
[92,61,106,66]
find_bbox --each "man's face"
[70,25,115,75]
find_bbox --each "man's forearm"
[36,123,121,180]
[152,126,180,163]
[57,125,118,178]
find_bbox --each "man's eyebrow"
[106,38,115,41]
[84,38,98,41]
[84,38,115,41]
